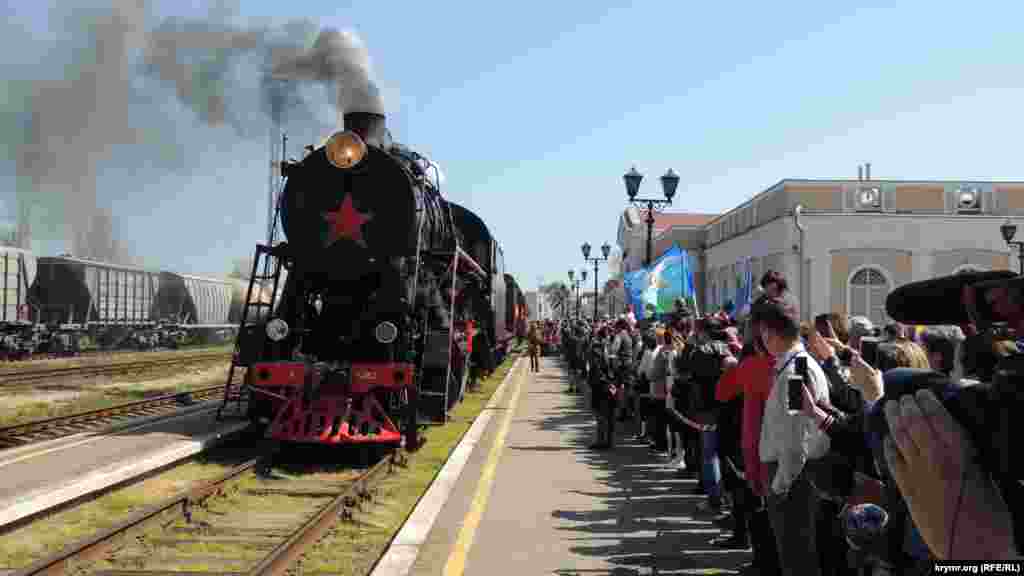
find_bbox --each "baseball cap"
[849,316,875,340]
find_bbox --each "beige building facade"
[615,178,1023,325]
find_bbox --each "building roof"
[653,212,718,233]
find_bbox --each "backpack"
[688,339,731,413]
[671,345,694,402]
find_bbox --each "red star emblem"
[323,195,373,248]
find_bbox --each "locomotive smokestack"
[344,112,387,147]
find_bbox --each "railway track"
[14,447,407,576]
[0,384,229,449]
[0,345,230,364]
[0,351,233,388]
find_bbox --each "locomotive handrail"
[454,246,487,278]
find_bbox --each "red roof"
[652,212,718,233]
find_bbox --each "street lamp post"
[624,166,679,267]
[1001,219,1024,275]
[583,242,611,322]
[568,269,586,321]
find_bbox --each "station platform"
[388,356,753,576]
[0,405,246,530]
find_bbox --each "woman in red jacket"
[736,328,781,574]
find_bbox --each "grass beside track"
[0,351,521,574]
[0,441,267,569]
[0,345,232,373]
[0,357,234,428]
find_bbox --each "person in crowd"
[527,321,543,373]
[752,295,830,576]
[875,339,931,372]
[847,316,874,352]
[826,312,850,345]
[760,270,785,299]
[647,327,674,456]
[629,323,645,436]
[667,310,695,474]
[714,341,755,551]
[738,322,783,575]
[589,325,617,450]
[800,321,812,342]
[564,322,579,392]
[919,325,965,378]
[883,322,908,342]
[635,329,657,443]
[689,315,738,514]
[608,318,635,423]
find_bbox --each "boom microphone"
[885,270,1018,325]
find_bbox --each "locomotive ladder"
[217,244,284,421]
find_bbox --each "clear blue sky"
[4,2,1024,290]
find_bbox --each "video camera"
[875,270,1024,548]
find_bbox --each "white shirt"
[638,348,656,381]
[758,343,831,495]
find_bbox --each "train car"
[31,256,160,333]
[491,244,509,360]
[503,273,523,342]
[0,246,36,326]
[445,201,510,369]
[153,272,232,326]
[0,247,38,359]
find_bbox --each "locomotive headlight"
[375,321,398,344]
[325,131,367,169]
[266,318,290,342]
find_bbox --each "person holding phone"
[751,296,831,576]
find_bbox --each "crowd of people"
[556,270,1023,575]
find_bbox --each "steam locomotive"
[218,111,526,448]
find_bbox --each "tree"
[539,281,571,319]
[229,257,254,279]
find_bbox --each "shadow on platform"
[533,356,751,575]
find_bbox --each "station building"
[616,176,1024,326]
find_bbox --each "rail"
[0,384,228,449]
[0,351,232,387]
[14,447,406,576]
[0,345,233,364]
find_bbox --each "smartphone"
[814,315,834,338]
[860,337,880,368]
[787,377,804,411]
[794,355,808,377]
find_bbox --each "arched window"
[848,267,891,326]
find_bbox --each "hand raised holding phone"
[850,352,884,403]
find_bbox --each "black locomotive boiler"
[219,110,522,447]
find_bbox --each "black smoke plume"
[2,0,384,266]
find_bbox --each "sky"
[4,2,1024,290]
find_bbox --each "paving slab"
[398,356,753,575]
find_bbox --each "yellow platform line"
[442,362,526,576]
